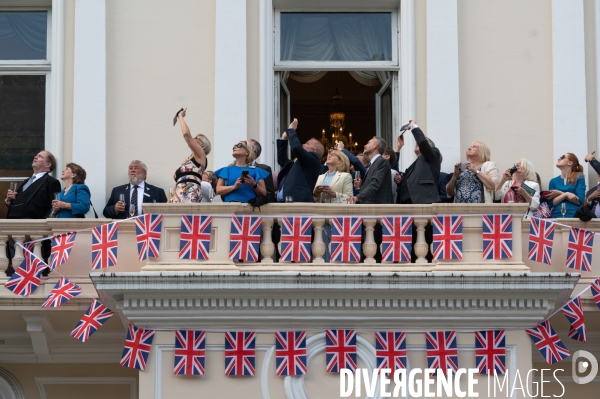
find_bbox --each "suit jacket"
[276,128,322,203]
[357,155,393,204]
[254,163,277,203]
[399,127,441,204]
[314,172,353,203]
[7,173,61,219]
[103,182,167,219]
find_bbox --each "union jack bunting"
[229,216,262,262]
[70,300,114,342]
[432,216,463,260]
[375,331,407,373]
[91,222,118,269]
[280,217,313,262]
[135,214,163,261]
[330,217,362,263]
[224,331,256,376]
[561,297,587,343]
[566,226,594,272]
[275,331,307,376]
[174,330,206,375]
[41,277,82,308]
[49,232,77,270]
[482,215,512,259]
[526,320,571,365]
[592,278,600,310]
[4,249,47,296]
[425,331,459,375]
[475,330,506,375]
[381,217,413,263]
[120,324,155,370]
[325,329,357,373]
[528,218,555,265]
[179,215,212,260]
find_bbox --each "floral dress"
[455,168,484,203]
[169,155,206,203]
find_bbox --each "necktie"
[22,175,36,191]
[131,185,139,216]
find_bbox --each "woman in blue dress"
[547,153,586,218]
[215,141,268,202]
[50,163,91,218]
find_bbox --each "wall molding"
[35,377,137,399]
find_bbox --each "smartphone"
[510,186,519,191]
[509,165,518,175]
[241,170,249,179]
[459,162,467,170]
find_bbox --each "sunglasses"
[233,143,247,150]
[558,155,566,161]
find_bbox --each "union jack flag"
[375,331,407,373]
[179,215,212,260]
[475,330,506,375]
[224,331,256,376]
[566,227,594,272]
[526,320,570,365]
[381,217,413,263]
[23,241,36,252]
[70,300,114,342]
[174,330,206,375]
[41,277,82,308]
[280,217,312,262]
[482,215,512,259]
[326,329,357,373]
[135,214,163,261]
[4,249,47,296]
[91,222,118,269]
[330,217,362,263]
[229,216,262,262]
[528,218,555,265]
[426,331,459,375]
[432,216,463,260]
[120,324,155,370]
[561,297,587,343]
[49,232,77,270]
[275,331,307,376]
[592,278,600,310]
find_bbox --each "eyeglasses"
[233,143,247,150]
[558,155,566,161]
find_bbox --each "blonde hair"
[329,150,350,173]
[472,141,491,163]
[195,134,212,155]
[230,141,256,166]
[517,158,537,182]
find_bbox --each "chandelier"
[318,89,359,154]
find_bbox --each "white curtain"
[0,13,47,56]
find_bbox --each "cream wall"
[457,0,554,186]
[585,0,598,184]
[415,0,427,132]
[247,0,261,146]
[105,0,216,199]
[61,0,75,166]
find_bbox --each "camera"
[509,165,518,175]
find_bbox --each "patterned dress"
[455,168,484,203]
[170,155,206,203]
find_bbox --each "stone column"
[363,218,377,264]
[29,235,45,260]
[413,218,429,263]
[260,218,274,263]
[311,218,326,264]
[0,235,9,275]
[11,235,26,268]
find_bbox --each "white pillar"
[214,0,248,169]
[72,0,106,208]
[260,0,275,169]
[399,0,417,172]
[426,0,460,172]
[49,0,64,171]
[552,0,588,178]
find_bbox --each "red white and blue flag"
[528,218,555,265]
[135,214,163,261]
[275,331,307,376]
[4,249,47,296]
[566,226,594,272]
[41,277,82,308]
[70,300,114,342]
[482,215,512,259]
[561,297,587,343]
[326,329,357,373]
[475,330,506,375]
[526,320,571,364]
[120,324,155,370]
[174,330,206,375]
[92,222,118,269]
[381,217,413,263]
[179,215,212,260]
[330,217,362,263]
[375,331,407,373]
[229,216,262,262]
[280,217,312,262]
[432,216,463,260]
[49,232,77,270]
[224,331,256,376]
[426,331,459,375]
[592,278,600,310]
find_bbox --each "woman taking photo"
[50,163,91,218]
[495,158,541,211]
[215,141,268,202]
[313,149,353,203]
[546,153,586,218]
[446,141,499,203]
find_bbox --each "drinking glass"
[561,202,567,218]
[208,188,214,202]
[9,182,18,192]
[54,192,60,200]
[119,193,125,203]
[167,189,173,202]
[129,204,136,218]
[285,196,293,203]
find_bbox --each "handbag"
[574,205,595,222]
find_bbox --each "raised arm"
[177,108,207,167]
[337,142,367,178]
[411,127,438,164]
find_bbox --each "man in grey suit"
[349,137,393,204]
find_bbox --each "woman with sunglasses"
[170,108,212,203]
[495,158,541,210]
[545,153,585,218]
[215,141,268,202]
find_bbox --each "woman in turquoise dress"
[50,163,91,218]
[547,153,586,218]
[215,141,268,202]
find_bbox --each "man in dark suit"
[584,155,600,218]
[276,118,324,203]
[397,120,441,204]
[248,139,276,203]
[348,137,393,204]
[103,160,167,219]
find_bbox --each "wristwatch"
[476,170,480,174]
[253,183,258,189]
